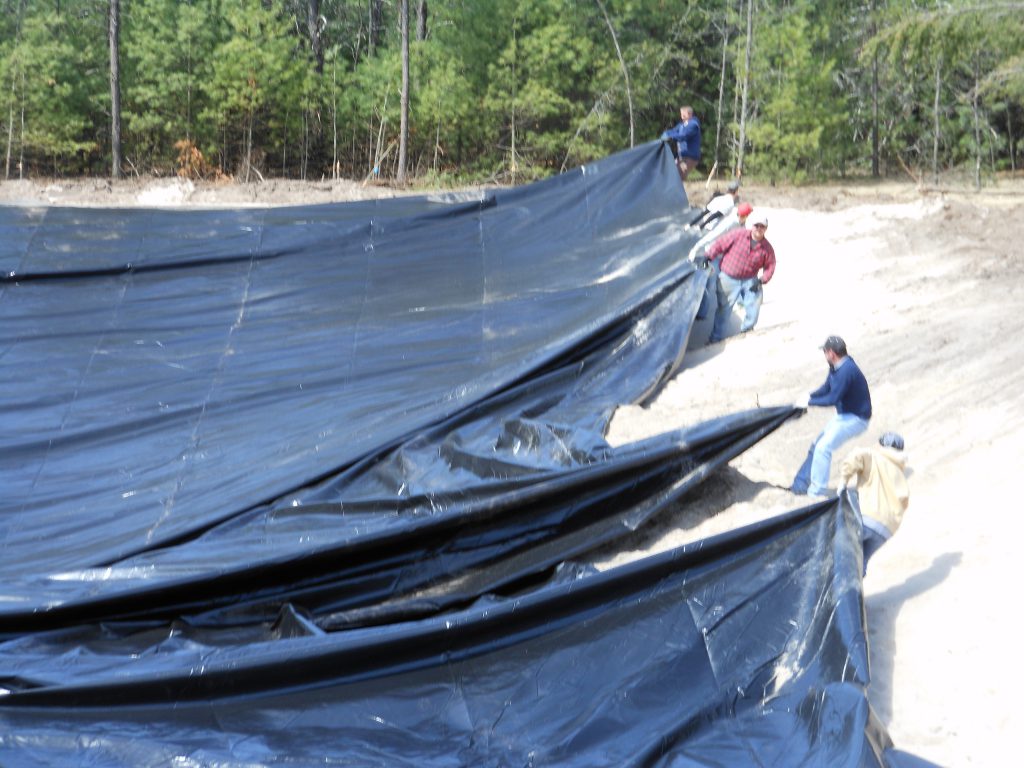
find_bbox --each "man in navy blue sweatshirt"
[660,105,702,181]
[791,336,872,496]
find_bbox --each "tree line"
[1,0,1021,187]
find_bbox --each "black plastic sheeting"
[0,500,930,767]
[0,142,928,765]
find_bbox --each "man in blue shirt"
[791,336,872,496]
[660,105,702,181]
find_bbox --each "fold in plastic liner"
[0,143,924,766]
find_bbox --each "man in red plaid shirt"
[705,210,776,343]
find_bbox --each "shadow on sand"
[865,552,962,725]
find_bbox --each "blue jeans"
[695,260,720,320]
[710,272,762,342]
[791,413,869,495]
[861,527,888,575]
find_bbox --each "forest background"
[1,0,1022,188]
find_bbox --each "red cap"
[737,202,753,218]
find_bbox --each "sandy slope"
[2,173,1021,765]
[604,180,1024,767]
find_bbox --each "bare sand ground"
[604,178,1024,768]
[3,173,1021,766]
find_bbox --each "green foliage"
[744,2,848,182]
[862,0,1024,181]
[1,8,100,174]
[1,0,1019,182]
[200,0,315,175]
[123,0,225,170]
[984,54,1024,103]
[484,3,600,179]
[410,41,480,174]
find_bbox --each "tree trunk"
[332,56,339,179]
[4,0,26,180]
[282,108,289,175]
[368,0,384,56]
[109,0,122,179]
[185,39,193,140]
[397,0,409,184]
[510,25,518,184]
[433,111,440,172]
[371,91,389,177]
[870,0,879,178]
[871,53,879,177]
[736,0,753,177]
[4,101,12,180]
[730,47,740,160]
[19,71,25,178]
[307,0,323,72]
[302,110,309,180]
[511,107,517,184]
[932,61,941,185]
[1007,110,1016,172]
[417,0,428,41]
[595,0,633,148]
[4,67,15,180]
[245,114,253,183]
[989,122,997,177]
[971,59,982,190]
[713,17,729,175]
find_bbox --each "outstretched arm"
[839,448,871,488]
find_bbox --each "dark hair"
[821,335,847,356]
[879,432,905,451]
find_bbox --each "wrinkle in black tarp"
[2,142,691,581]
[0,498,919,767]
[0,141,746,622]
[0,142,921,766]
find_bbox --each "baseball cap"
[736,202,753,218]
[879,432,905,451]
[727,180,741,192]
[820,335,847,355]
[747,210,768,228]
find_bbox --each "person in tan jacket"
[839,432,910,573]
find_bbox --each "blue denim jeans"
[791,413,869,495]
[861,527,889,575]
[710,272,762,342]
[695,260,720,320]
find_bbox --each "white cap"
[747,211,768,228]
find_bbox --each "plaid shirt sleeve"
[759,241,777,283]
[706,227,744,261]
